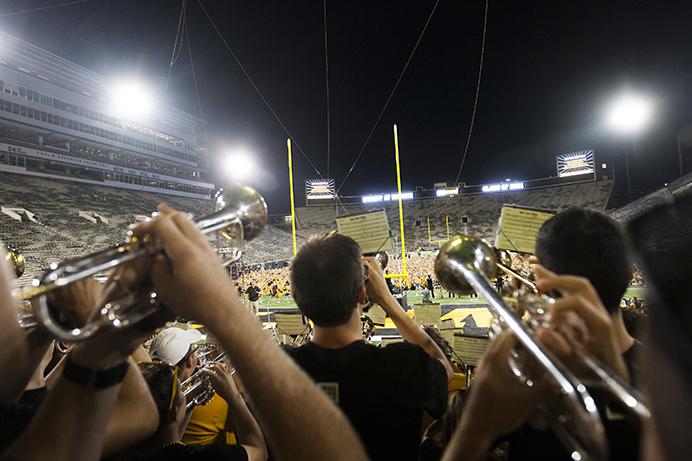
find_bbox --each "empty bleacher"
[294,180,614,247]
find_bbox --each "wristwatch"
[63,355,130,388]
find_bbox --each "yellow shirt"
[182,393,236,445]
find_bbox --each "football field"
[256,286,646,310]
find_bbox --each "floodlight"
[221,148,255,180]
[606,92,653,135]
[110,80,154,120]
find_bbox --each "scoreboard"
[305,178,336,205]
[556,150,595,178]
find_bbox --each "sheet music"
[336,210,393,254]
[275,313,308,336]
[453,335,490,366]
[413,303,441,327]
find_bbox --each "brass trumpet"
[17,184,268,342]
[435,235,607,461]
[182,351,233,410]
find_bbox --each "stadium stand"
[294,180,615,247]
[610,171,692,223]
[0,171,295,286]
[0,174,619,287]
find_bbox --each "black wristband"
[63,355,130,388]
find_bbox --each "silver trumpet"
[435,235,607,461]
[17,184,268,342]
[493,258,651,421]
[182,351,234,410]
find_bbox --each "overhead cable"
[335,0,440,194]
[197,0,324,178]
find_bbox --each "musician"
[286,232,452,461]
[509,207,641,461]
[115,362,267,461]
[149,327,203,381]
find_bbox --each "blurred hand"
[464,332,543,440]
[204,362,239,402]
[47,277,102,327]
[131,204,238,326]
[70,323,152,369]
[533,265,629,381]
[363,257,392,306]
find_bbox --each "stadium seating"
[294,180,615,247]
[0,171,614,287]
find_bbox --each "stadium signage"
[305,178,335,199]
[435,188,459,197]
[361,192,414,203]
[481,182,524,193]
[556,150,595,178]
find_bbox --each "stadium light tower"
[605,91,654,201]
[221,148,255,181]
[110,80,154,120]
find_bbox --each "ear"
[185,352,197,371]
[356,284,367,305]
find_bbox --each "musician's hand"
[70,322,152,369]
[461,333,542,441]
[132,204,238,326]
[204,362,239,402]
[363,257,391,306]
[533,265,629,381]
[46,277,102,327]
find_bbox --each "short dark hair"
[290,233,363,326]
[535,208,631,313]
[139,362,178,430]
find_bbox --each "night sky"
[1,0,691,213]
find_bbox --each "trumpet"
[17,184,268,342]
[182,351,233,410]
[495,253,651,421]
[435,236,607,461]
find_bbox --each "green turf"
[257,286,647,309]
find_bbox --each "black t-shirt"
[0,387,48,451]
[137,444,248,461]
[507,343,643,461]
[245,286,260,302]
[287,340,448,461]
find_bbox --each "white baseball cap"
[149,327,203,366]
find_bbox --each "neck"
[611,310,635,353]
[312,309,363,349]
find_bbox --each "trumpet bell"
[209,184,268,244]
[434,235,499,293]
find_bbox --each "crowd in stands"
[0,193,690,461]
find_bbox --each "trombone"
[17,184,268,342]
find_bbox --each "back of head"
[290,233,362,327]
[535,207,631,313]
[139,362,178,431]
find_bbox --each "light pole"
[605,92,654,201]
